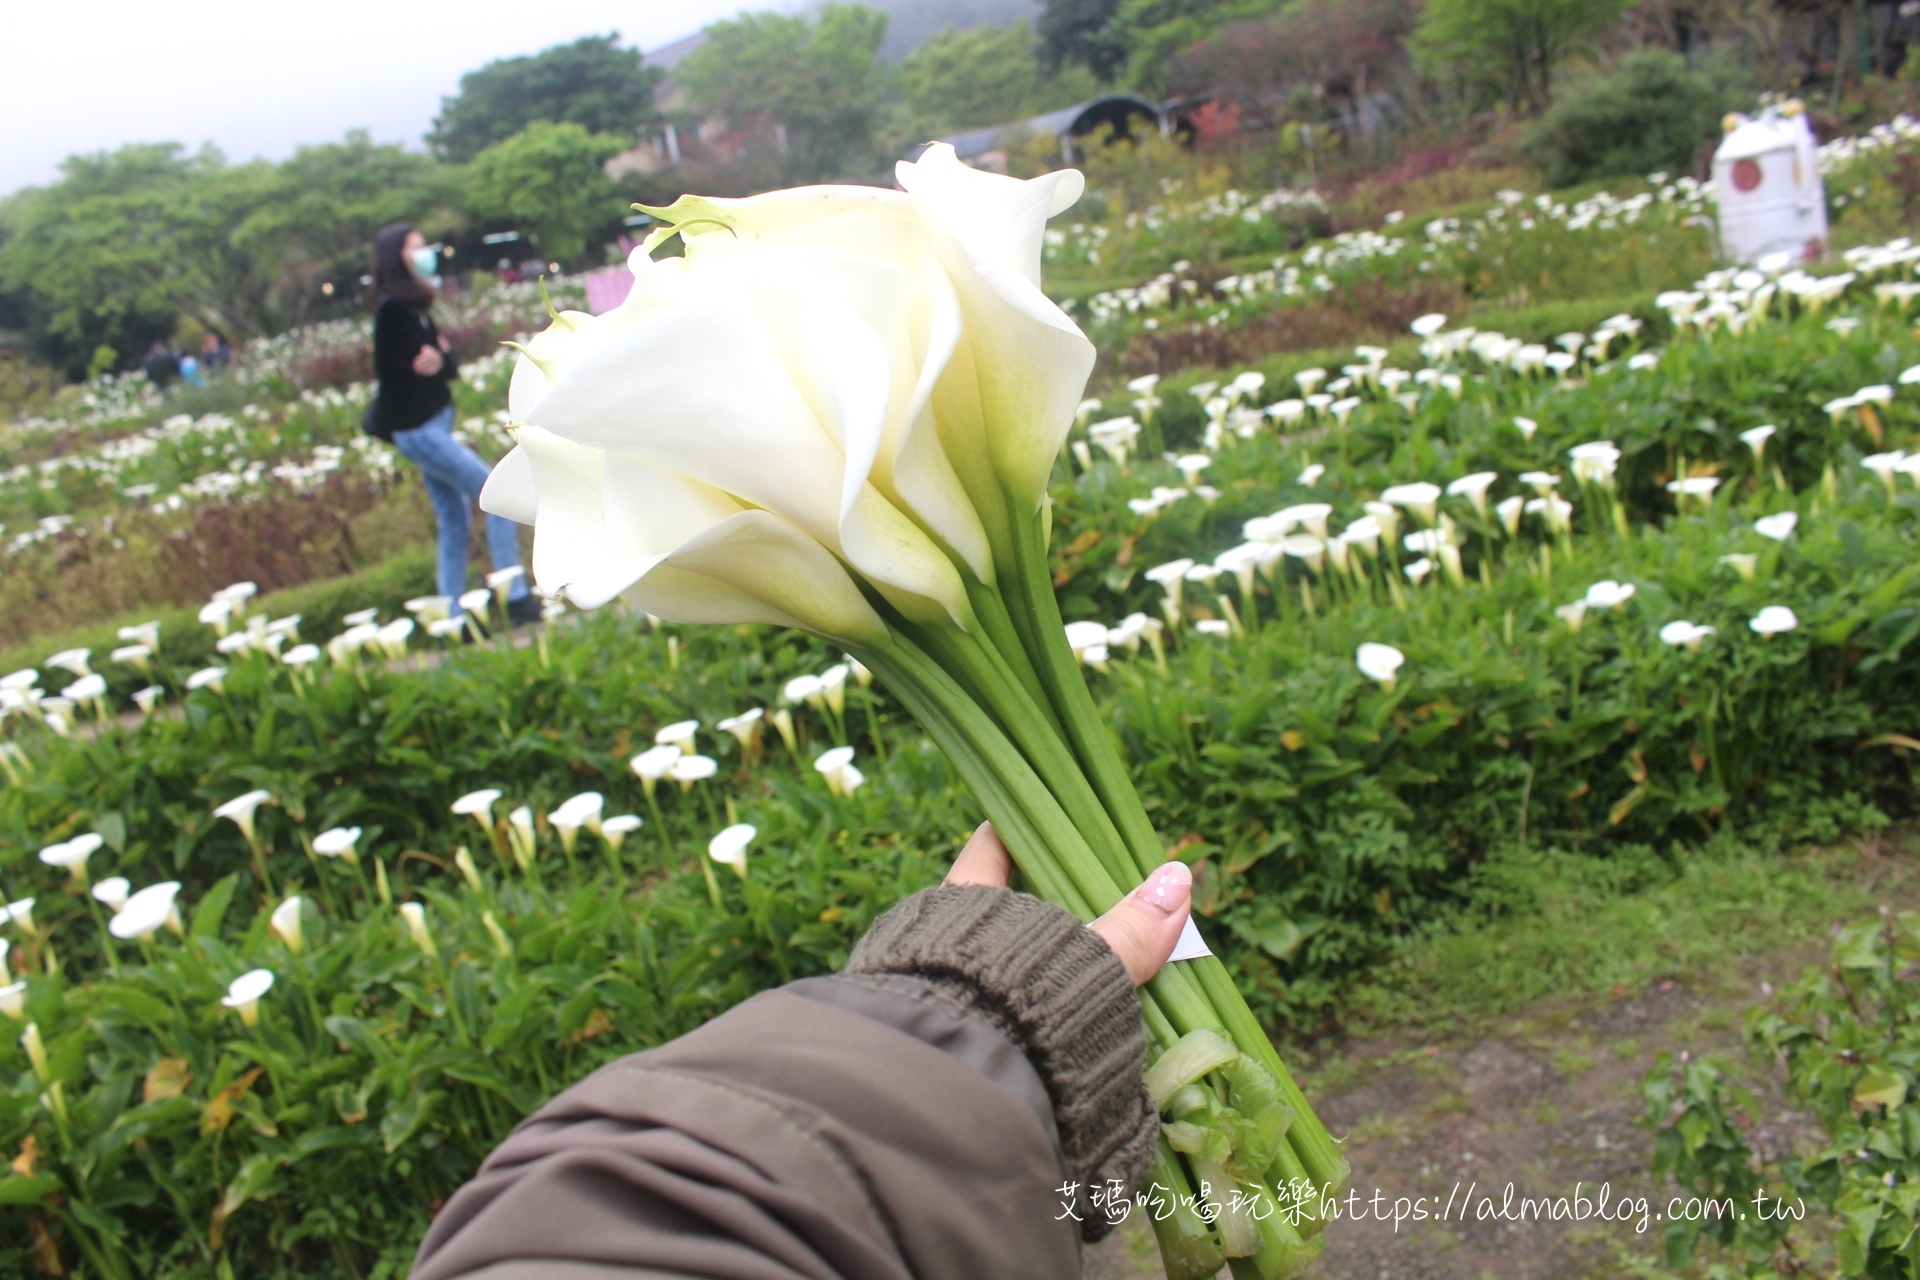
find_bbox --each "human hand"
[412,344,444,376]
[944,822,1192,986]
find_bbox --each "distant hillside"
[645,0,1043,66]
[865,0,1044,58]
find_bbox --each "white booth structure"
[1713,102,1829,264]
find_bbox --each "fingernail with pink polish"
[1139,861,1192,916]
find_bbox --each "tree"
[235,132,454,322]
[1038,0,1129,81]
[429,34,660,163]
[676,5,890,183]
[0,145,206,374]
[1412,0,1634,113]
[465,121,627,265]
[899,19,1100,133]
[1521,48,1749,186]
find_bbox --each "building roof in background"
[925,95,1167,161]
[643,31,707,71]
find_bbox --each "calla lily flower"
[399,902,435,955]
[819,664,850,714]
[118,620,161,646]
[600,814,643,851]
[109,882,182,941]
[342,608,380,628]
[452,789,503,823]
[630,745,683,797]
[1750,605,1799,636]
[1585,580,1636,609]
[1556,601,1589,631]
[282,644,322,668]
[1343,516,1382,557]
[1380,482,1441,525]
[655,720,700,754]
[670,755,719,790]
[1659,621,1716,653]
[1144,559,1195,622]
[1355,642,1405,688]
[270,896,305,952]
[1514,415,1539,440]
[5,898,37,936]
[814,745,859,795]
[548,793,605,852]
[1446,472,1498,516]
[1719,553,1758,580]
[708,823,757,877]
[1740,425,1776,463]
[45,648,91,678]
[40,833,101,886]
[1403,557,1434,584]
[0,982,22,1020]
[1519,472,1559,495]
[1568,441,1622,488]
[222,969,275,1027]
[784,674,826,709]
[507,806,538,870]
[186,666,227,693]
[1495,495,1525,535]
[313,826,362,865]
[214,790,274,846]
[111,644,153,671]
[132,686,163,715]
[717,708,764,750]
[92,877,131,911]
[1863,451,1906,493]
[1754,512,1798,541]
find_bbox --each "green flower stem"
[1002,494,1351,1201]
[906,618,1137,884]
[859,630,1229,1059]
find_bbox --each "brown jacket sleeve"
[408,885,1158,1280]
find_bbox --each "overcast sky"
[0,1,789,197]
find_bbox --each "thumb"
[1090,860,1193,987]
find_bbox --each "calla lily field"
[4,124,1920,1277]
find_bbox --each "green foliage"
[1411,0,1633,113]
[897,19,1099,134]
[465,122,628,265]
[678,4,891,182]
[427,34,660,164]
[0,613,961,1276]
[1036,0,1275,85]
[0,145,215,375]
[1644,910,1920,1276]
[1522,51,1749,188]
[1038,0,1129,80]
[0,137,450,375]
[237,132,455,299]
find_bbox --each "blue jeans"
[391,407,530,613]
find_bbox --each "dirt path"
[1083,847,1920,1279]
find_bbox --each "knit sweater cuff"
[845,884,1157,1241]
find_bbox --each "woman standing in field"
[368,222,538,626]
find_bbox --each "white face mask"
[409,246,438,280]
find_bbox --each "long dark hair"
[369,221,435,310]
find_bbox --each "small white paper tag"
[1168,916,1212,962]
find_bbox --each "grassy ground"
[1083,831,1917,1277]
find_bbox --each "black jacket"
[372,298,459,439]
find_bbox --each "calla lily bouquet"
[480,143,1346,1277]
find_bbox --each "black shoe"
[506,594,544,628]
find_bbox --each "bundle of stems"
[848,495,1348,1279]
